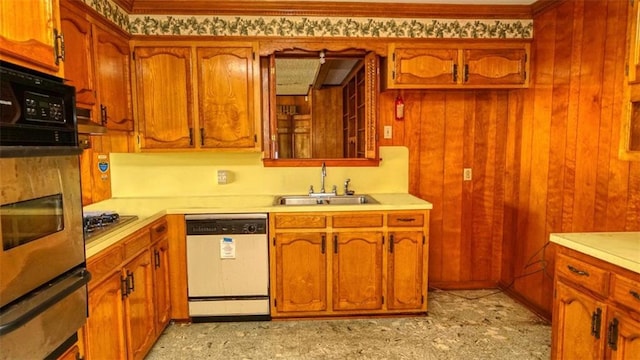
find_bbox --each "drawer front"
[274,214,326,229]
[123,230,151,259]
[150,219,168,243]
[555,253,609,296]
[611,273,640,312]
[332,213,383,228]
[388,213,425,227]
[87,245,124,287]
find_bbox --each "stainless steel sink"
[274,194,379,206]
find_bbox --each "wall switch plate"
[463,168,472,181]
[217,170,229,184]
[383,126,392,139]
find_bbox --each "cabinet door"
[389,45,458,87]
[552,281,607,360]
[274,232,327,313]
[387,231,425,310]
[60,2,96,109]
[462,48,528,86]
[152,237,171,334]
[196,46,259,150]
[134,47,194,149]
[94,25,133,131]
[606,308,640,360]
[0,0,63,75]
[123,249,156,360]
[628,0,640,83]
[332,231,383,311]
[84,272,127,360]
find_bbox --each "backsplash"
[109,146,409,197]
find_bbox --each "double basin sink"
[274,194,379,206]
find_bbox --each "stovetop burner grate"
[83,212,138,243]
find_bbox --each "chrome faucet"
[320,162,327,193]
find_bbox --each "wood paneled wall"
[379,0,640,319]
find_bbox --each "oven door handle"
[0,267,91,335]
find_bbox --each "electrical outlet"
[217,170,229,184]
[463,168,472,181]
[383,126,392,139]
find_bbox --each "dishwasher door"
[187,233,269,297]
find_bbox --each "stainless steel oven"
[0,62,90,359]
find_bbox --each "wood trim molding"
[127,1,533,19]
[531,0,565,16]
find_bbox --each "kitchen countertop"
[550,232,640,273]
[84,193,433,258]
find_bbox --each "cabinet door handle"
[120,276,128,299]
[607,318,619,350]
[630,290,640,301]
[155,225,167,234]
[396,217,416,222]
[100,105,108,125]
[463,64,469,82]
[333,235,338,254]
[591,307,602,339]
[53,29,65,64]
[452,63,458,83]
[200,128,205,146]
[189,128,194,145]
[389,234,395,253]
[567,265,589,277]
[321,235,325,254]
[126,271,135,293]
[154,250,161,268]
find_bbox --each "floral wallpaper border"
[79,0,533,39]
[129,15,533,38]
[80,0,130,31]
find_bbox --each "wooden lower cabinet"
[85,217,171,360]
[84,271,127,360]
[270,210,429,318]
[274,232,327,313]
[552,247,640,360]
[123,249,156,360]
[332,231,384,311]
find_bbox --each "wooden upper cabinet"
[462,48,528,86]
[0,0,64,76]
[196,45,260,150]
[60,2,95,108]
[386,42,530,89]
[94,24,133,131]
[134,46,194,150]
[390,46,459,86]
[622,0,640,161]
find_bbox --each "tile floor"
[146,289,551,359]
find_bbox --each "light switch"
[383,126,392,139]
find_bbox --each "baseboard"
[428,280,498,290]
[499,283,551,323]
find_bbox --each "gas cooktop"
[83,211,138,244]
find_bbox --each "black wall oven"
[0,61,90,359]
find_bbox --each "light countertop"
[550,232,640,273]
[84,193,433,258]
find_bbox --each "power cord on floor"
[428,240,552,301]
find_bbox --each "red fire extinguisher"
[395,95,405,120]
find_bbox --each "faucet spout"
[320,162,326,193]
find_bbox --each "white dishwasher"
[186,213,269,321]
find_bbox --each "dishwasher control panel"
[186,217,267,235]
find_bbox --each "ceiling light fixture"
[319,50,326,65]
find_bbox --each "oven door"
[0,155,84,308]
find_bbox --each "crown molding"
[120,0,533,19]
